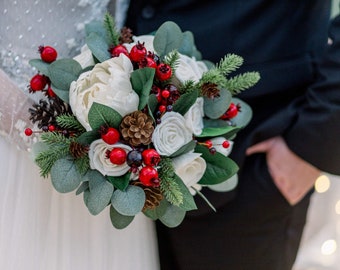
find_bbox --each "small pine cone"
[201,82,220,99]
[133,181,164,211]
[120,111,154,147]
[119,27,133,44]
[29,97,71,128]
[69,141,89,158]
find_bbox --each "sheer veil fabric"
[0,1,159,269]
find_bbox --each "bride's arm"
[0,69,38,151]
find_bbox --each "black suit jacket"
[126,0,340,176]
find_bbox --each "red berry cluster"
[29,45,58,98]
[199,139,231,154]
[101,126,161,187]
[24,124,56,137]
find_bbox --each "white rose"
[210,137,234,157]
[175,54,208,84]
[124,35,155,53]
[172,152,206,195]
[152,112,192,156]
[73,45,95,69]
[89,139,132,177]
[184,97,204,136]
[69,54,139,130]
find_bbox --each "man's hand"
[246,136,321,205]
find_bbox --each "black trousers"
[156,154,312,270]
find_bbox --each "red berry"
[220,103,240,120]
[222,140,230,148]
[142,149,161,166]
[109,148,127,165]
[161,89,170,99]
[205,140,213,148]
[156,63,172,81]
[129,42,147,62]
[139,56,157,69]
[46,85,56,98]
[48,125,56,132]
[110,44,129,58]
[139,166,160,187]
[24,128,33,136]
[101,127,120,145]
[29,74,47,92]
[39,45,57,63]
[159,105,166,113]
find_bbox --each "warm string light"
[314,174,331,193]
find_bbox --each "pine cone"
[133,181,164,211]
[201,82,220,98]
[69,141,89,159]
[120,111,154,147]
[29,97,71,129]
[119,27,133,44]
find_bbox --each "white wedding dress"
[0,1,159,270]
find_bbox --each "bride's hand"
[246,136,321,206]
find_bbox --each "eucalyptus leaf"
[110,205,135,229]
[178,31,194,57]
[76,181,89,195]
[143,199,168,220]
[111,185,145,216]
[84,170,114,215]
[29,59,50,76]
[48,59,82,90]
[197,124,240,138]
[88,102,122,130]
[76,130,100,145]
[107,173,131,191]
[159,200,186,228]
[204,88,232,119]
[85,20,107,40]
[153,21,183,58]
[229,98,253,128]
[130,68,156,110]
[50,157,82,193]
[172,89,198,116]
[170,140,197,158]
[195,144,239,185]
[86,32,111,63]
[51,84,70,103]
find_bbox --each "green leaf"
[178,31,194,57]
[153,21,183,57]
[84,170,114,215]
[86,32,111,63]
[203,88,232,119]
[50,157,82,193]
[76,130,100,145]
[172,174,197,211]
[111,185,145,216]
[147,94,158,122]
[173,89,198,115]
[107,173,131,191]
[88,102,122,130]
[197,124,240,138]
[110,205,135,229]
[170,140,197,158]
[85,20,107,40]
[48,59,82,90]
[229,98,253,128]
[51,84,70,103]
[143,199,168,220]
[195,144,239,185]
[76,181,89,195]
[29,59,50,76]
[130,68,156,110]
[158,200,186,228]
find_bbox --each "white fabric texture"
[0,1,159,269]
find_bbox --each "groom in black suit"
[123,1,340,269]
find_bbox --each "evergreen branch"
[217,54,244,76]
[199,68,227,88]
[180,80,198,94]
[163,50,180,72]
[225,72,260,95]
[159,157,183,206]
[56,114,86,133]
[104,12,120,46]
[40,131,73,147]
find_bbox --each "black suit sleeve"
[285,13,340,175]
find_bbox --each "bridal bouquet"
[25,13,259,229]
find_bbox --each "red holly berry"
[101,127,120,145]
[205,140,213,149]
[129,42,147,62]
[39,45,57,63]
[46,85,56,98]
[24,128,33,136]
[110,44,129,58]
[109,148,127,165]
[156,63,172,81]
[159,105,166,113]
[222,140,230,148]
[29,74,47,92]
[48,125,56,132]
[142,149,161,166]
[161,89,170,99]
[139,166,160,187]
[220,103,241,120]
[139,56,158,69]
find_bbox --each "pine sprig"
[199,68,227,88]
[225,72,261,95]
[40,131,72,147]
[56,114,86,133]
[159,158,183,206]
[217,54,244,76]
[104,12,120,46]
[163,50,180,72]
[180,80,198,94]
